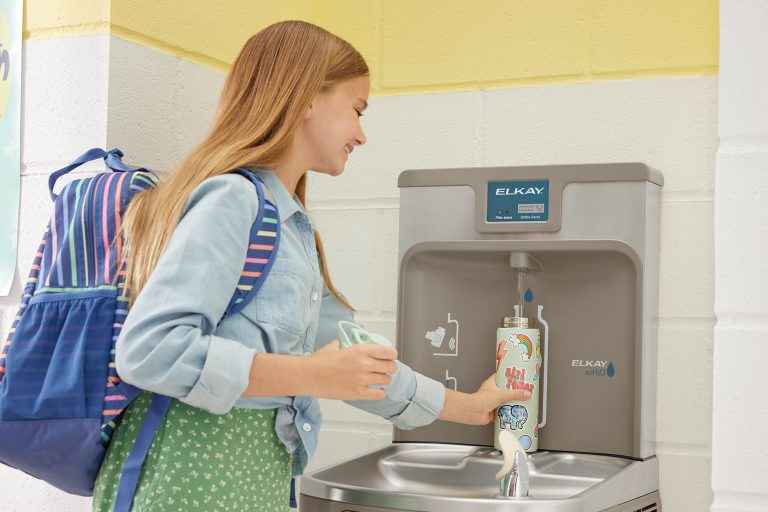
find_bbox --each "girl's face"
[302,75,370,176]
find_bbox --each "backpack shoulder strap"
[220,168,281,321]
[47,147,155,201]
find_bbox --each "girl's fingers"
[355,344,398,360]
[368,359,398,374]
[498,388,531,404]
[512,389,532,400]
[365,373,392,387]
[309,340,400,400]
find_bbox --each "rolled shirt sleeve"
[347,361,446,430]
[116,175,261,415]
[316,286,446,428]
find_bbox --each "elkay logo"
[572,359,616,377]
[494,186,546,196]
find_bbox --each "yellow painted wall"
[110,1,314,71]
[23,0,109,39]
[24,0,719,94]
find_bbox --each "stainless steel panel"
[300,443,659,512]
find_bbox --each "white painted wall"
[0,34,720,511]
[0,34,111,511]
[311,77,718,512]
[712,2,768,511]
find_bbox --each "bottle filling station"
[301,163,663,512]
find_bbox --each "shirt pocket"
[251,257,313,336]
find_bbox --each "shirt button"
[311,291,319,301]
[302,423,312,432]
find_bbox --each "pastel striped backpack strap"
[221,168,281,320]
[113,168,280,512]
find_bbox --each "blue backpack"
[0,148,281,510]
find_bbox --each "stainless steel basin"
[300,443,660,511]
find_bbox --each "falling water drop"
[524,288,534,302]
[607,362,615,377]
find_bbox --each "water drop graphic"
[607,362,615,377]
[524,288,534,302]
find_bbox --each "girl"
[93,20,530,511]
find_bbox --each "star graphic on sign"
[2,140,17,156]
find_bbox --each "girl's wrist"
[437,388,469,423]
[294,354,318,396]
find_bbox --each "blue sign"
[487,180,549,223]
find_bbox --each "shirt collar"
[248,168,306,223]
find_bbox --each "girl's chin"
[311,165,345,176]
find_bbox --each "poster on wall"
[0,1,22,296]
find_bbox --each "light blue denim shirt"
[115,170,445,475]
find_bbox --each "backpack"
[0,148,281,509]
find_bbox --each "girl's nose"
[355,130,367,146]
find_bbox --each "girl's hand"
[303,340,398,400]
[438,374,532,425]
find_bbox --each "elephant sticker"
[498,404,528,430]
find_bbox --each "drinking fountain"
[301,163,663,511]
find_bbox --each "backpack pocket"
[0,288,119,494]
[0,288,117,421]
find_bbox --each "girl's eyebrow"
[357,99,369,111]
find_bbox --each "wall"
[0,1,720,511]
[0,3,111,509]
[712,2,768,511]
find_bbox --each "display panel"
[487,180,549,223]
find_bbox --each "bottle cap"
[502,316,529,328]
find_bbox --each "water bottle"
[495,316,541,452]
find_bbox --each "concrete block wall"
[0,30,112,512]
[0,1,730,511]
[310,78,718,512]
[712,2,768,511]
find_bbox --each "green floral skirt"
[93,393,291,512]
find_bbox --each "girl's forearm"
[243,353,309,397]
[241,342,398,401]
[437,388,470,423]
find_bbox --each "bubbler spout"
[500,451,530,498]
[495,430,530,499]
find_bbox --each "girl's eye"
[355,109,363,118]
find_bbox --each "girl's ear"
[303,102,314,121]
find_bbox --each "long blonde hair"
[123,21,367,308]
